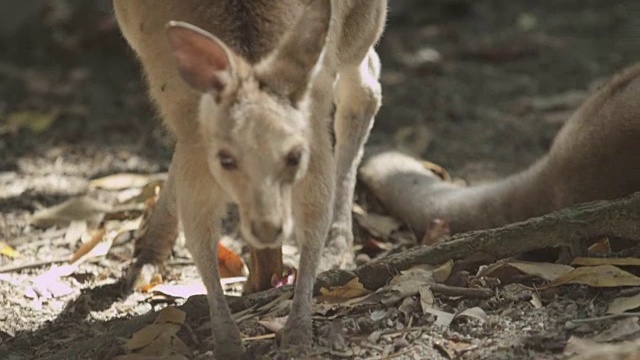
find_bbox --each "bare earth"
[1,1,639,359]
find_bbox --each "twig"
[242,333,275,342]
[569,312,640,324]
[431,284,493,298]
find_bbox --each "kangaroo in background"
[113,0,386,357]
[361,64,640,238]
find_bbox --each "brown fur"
[113,0,387,357]
[360,64,640,236]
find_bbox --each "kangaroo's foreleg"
[281,145,335,349]
[174,144,244,359]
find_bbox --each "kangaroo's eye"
[285,148,302,168]
[218,150,237,170]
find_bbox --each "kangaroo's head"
[165,2,330,249]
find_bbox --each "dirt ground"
[1,1,639,359]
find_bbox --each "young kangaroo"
[113,0,386,357]
[361,64,640,237]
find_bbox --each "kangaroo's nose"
[251,220,283,244]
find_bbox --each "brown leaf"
[507,261,574,282]
[432,260,454,284]
[154,307,186,325]
[378,266,435,306]
[124,323,181,352]
[318,277,370,303]
[543,265,640,289]
[218,243,247,278]
[571,257,640,267]
[608,293,640,314]
[587,237,611,255]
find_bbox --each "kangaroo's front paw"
[279,317,313,354]
[320,225,355,272]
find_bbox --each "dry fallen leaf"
[433,260,454,284]
[587,237,611,255]
[30,196,112,228]
[571,257,640,267]
[0,241,20,258]
[154,307,186,325]
[378,266,436,306]
[543,265,640,289]
[152,282,206,299]
[353,207,401,240]
[592,317,640,342]
[434,339,476,359]
[118,179,165,204]
[565,339,640,360]
[318,277,370,303]
[124,323,181,352]
[455,307,488,323]
[418,286,434,313]
[218,243,247,278]
[257,316,288,334]
[123,307,187,354]
[90,173,156,190]
[423,307,455,327]
[530,292,543,309]
[607,293,640,314]
[507,261,574,282]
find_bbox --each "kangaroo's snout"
[250,219,284,246]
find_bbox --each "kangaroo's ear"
[166,21,236,94]
[255,0,331,104]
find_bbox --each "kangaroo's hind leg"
[323,49,382,270]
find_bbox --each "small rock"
[394,337,410,351]
[368,330,382,343]
[355,253,371,266]
[356,316,374,333]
